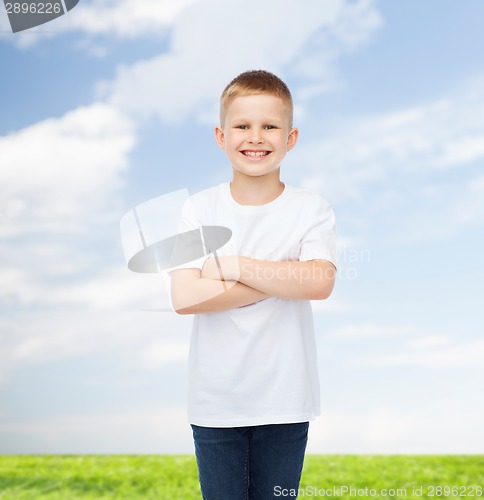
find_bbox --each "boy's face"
[215,94,298,180]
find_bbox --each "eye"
[264,125,277,130]
[235,125,249,130]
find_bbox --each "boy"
[170,70,337,500]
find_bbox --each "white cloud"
[3,0,199,49]
[48,267,173,310]
[0,102,136,237]
[0,103,147,379]
[308,407,484,453]
[0,247,175,314]
[293,82,484,201]
[137,338,189,370]
[354,338,484,368]
[289,0,382,90]
[285,75,484,243]
[469,174,484,193]
[326,323,483,368]
[311,297,354,314]
[329,324,418,338]
[104,0,382,124]
[0,406,194,453]
[407,335,451,350]
[0,308,192,384]
[66,0,198,38]
[3,403,483,454]
[0,101,144,349]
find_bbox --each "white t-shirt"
[171,182,337,427]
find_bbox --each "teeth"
[243,151,268,157]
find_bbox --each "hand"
[201,255,240,281]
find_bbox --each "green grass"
[302,456,483,499]
[0,455,482,499]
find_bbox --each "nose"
[248,127,264,144]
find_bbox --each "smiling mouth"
[241,150,271,157]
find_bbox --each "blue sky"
[1,0,483,454]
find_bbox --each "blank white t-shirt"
[171,182,337,427]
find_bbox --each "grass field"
[0,455,482,499]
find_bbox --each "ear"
[214,125,225,150]
[286,127,299,152]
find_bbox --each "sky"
[0,0,483,454]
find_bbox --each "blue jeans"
[191,422,309,500]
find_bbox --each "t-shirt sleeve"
[299,195,338,267]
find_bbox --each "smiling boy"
[170,70,337,500]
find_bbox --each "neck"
[230,169,285,206]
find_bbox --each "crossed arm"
[171,256,336,315]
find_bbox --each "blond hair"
[220,70,293,127]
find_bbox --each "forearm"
[173,277,271,315]
[237,256,336,300]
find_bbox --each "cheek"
[228,137,243,150]
[277,139,289,151]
